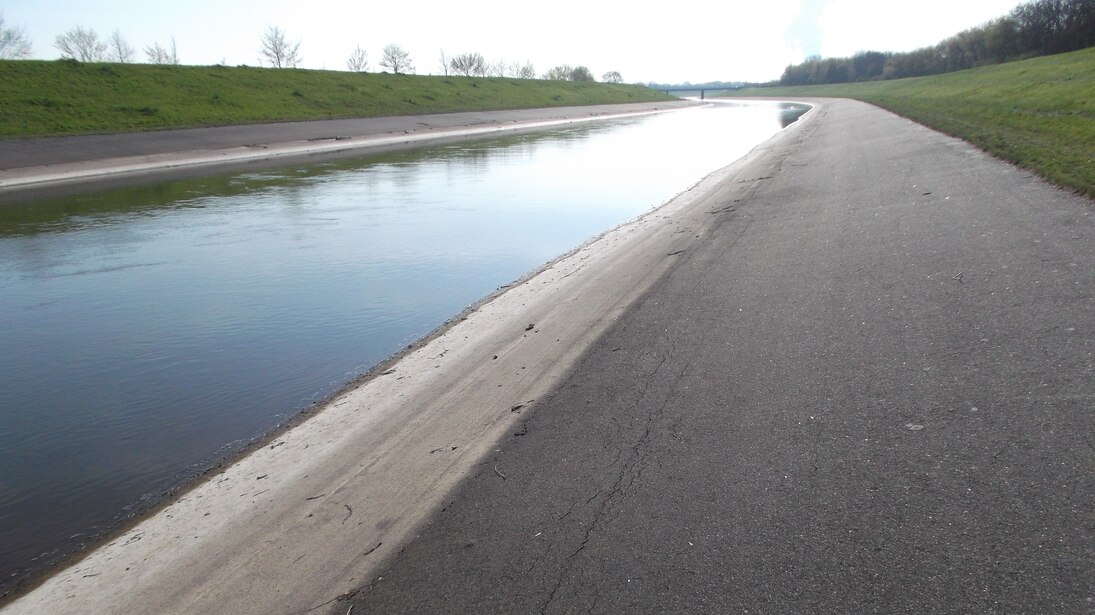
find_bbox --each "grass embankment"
[735,47,1095,197]
[0,60,673,139]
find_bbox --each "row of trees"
[435,51,621,82]
[438,51,536,79]
[780,0,1095,85]
[543,64,593,81]
[0,19,179,64]
[257,31,623,81]
[257,27,416,73]
[53,25,179,64]
[0,17,621,82]
[0,17,617,81]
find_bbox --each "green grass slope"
[735,47,1095,197]
[0,60,673,138]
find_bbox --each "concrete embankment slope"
[339,99,1094,614]
[0,101,694,196]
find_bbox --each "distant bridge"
[659,86,743,100]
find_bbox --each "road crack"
[540,329,683,613]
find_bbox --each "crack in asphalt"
[540,329,683,614]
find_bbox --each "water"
[0,101,808,591]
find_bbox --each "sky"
[4,0,1022,83]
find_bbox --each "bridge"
[659,86,742,100]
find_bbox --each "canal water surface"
[0,101,807,592]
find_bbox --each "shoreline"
[0,100,698,599]
[0,101,698,201]
[2,101,818,614]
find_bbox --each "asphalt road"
[339,99,1094,613]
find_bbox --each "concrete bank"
[0,101,695,198]
[1,101,800,613]
[9,97,1093,614]
[337,99,1094,613]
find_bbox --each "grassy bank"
[0,60,673,138]
[734,47,1095,197]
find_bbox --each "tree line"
[0,18,624,83]
[0,18,178,64]
[437,52,621,82]
[780,0,1095,86]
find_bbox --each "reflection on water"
[0,101,804,591]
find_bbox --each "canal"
[0,101,807,592]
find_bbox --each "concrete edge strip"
[0,109,679,192]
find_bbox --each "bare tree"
[449,51,486,76]
[543,64,572,80]
[380,43,413,74]
[108,29,135,63]
[259,26,301,68]
[438,49,450,75]
[516,61,536,79]
[145,37,178,64]
[347,45,368,72]
[489,60,510,78]
[601,70,623,83]
[0,14,32,59]
[55,25,107,62]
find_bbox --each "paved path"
[340,99,1094,613]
